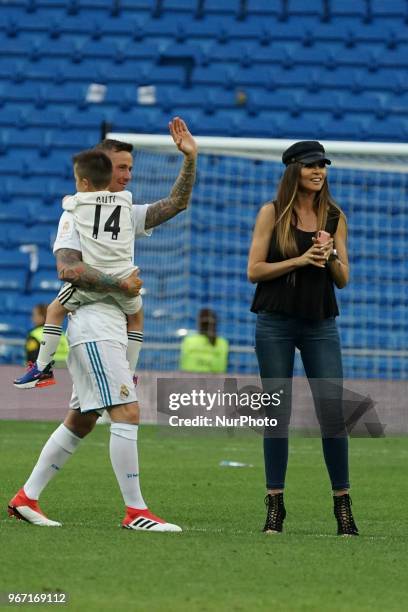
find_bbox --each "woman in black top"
[248,141,358,536]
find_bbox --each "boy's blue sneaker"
[14,362,55,389]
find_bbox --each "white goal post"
[109,133,408,170]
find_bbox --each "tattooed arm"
[145,117,198,230]
[56,249,142,297]
[144,156,197,229]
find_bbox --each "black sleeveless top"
[251,204,340,320]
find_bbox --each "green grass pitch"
[1,421,407,611]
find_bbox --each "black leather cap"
[282,141,331,166]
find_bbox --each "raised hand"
[169,117,198,158]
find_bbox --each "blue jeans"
[255,311,349,491]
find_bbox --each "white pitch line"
[1,518,392,539]
[184,527,388,539]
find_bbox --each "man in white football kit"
[8,117,197,531]
[56,191,148,415]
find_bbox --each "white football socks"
[127,331,143,373]
[36,324,63,371]
[23,424,82,500]
[109,423,147,509]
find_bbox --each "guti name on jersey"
[96,194,116,204]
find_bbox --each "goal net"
[108,133,408,380]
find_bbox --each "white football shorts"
[67,340,137,414]
[58,282,142,316]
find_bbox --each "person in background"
[180,308,229,374]
[25,304,69,375]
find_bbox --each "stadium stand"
[0,1,407,377]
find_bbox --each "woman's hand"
[312,236,334,262]
[296,242,329,269]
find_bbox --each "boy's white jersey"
[53,202,152,347]
[62,190,134,278]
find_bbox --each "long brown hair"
[274,162,344,257]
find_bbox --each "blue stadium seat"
[200,0,240,15]
[0,248,30,269]
[30,271,62,293]
[121,0,156,10]
[271,65,320,89]
[336,91,384,115]
[329,0,367,18]
[0,314,28,337]
[36,206,62,228]
[118,40,164,62]
[26,0,67,7]
[366,116,408,141]
[248,89,303,113]
[3,293,39,315]
[216,41,291,67]
[9,156,66,178]
[25,108,68,128]
[153,14,234,40]
[0,202,34,224]
[111,106,167,132]
[377,46,408,69]
[30,83,87,105]
[0,58,27,81]
[37,248,57,271]
[193,64,234,86]
[0,269,27,291]
[64,107,111,129]
[318,116,369,140]
[8,226,55,249]
[0,107,28,128]
[0,34,36,59]
[1,82,43,103]
[247,1,284,17]
[371,0,407,17]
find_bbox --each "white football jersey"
[62,190,134,278]
[53,202,152,346]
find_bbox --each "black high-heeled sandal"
[263,492,286,533]
[333,494,359,536]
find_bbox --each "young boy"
[14,150,143,389]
